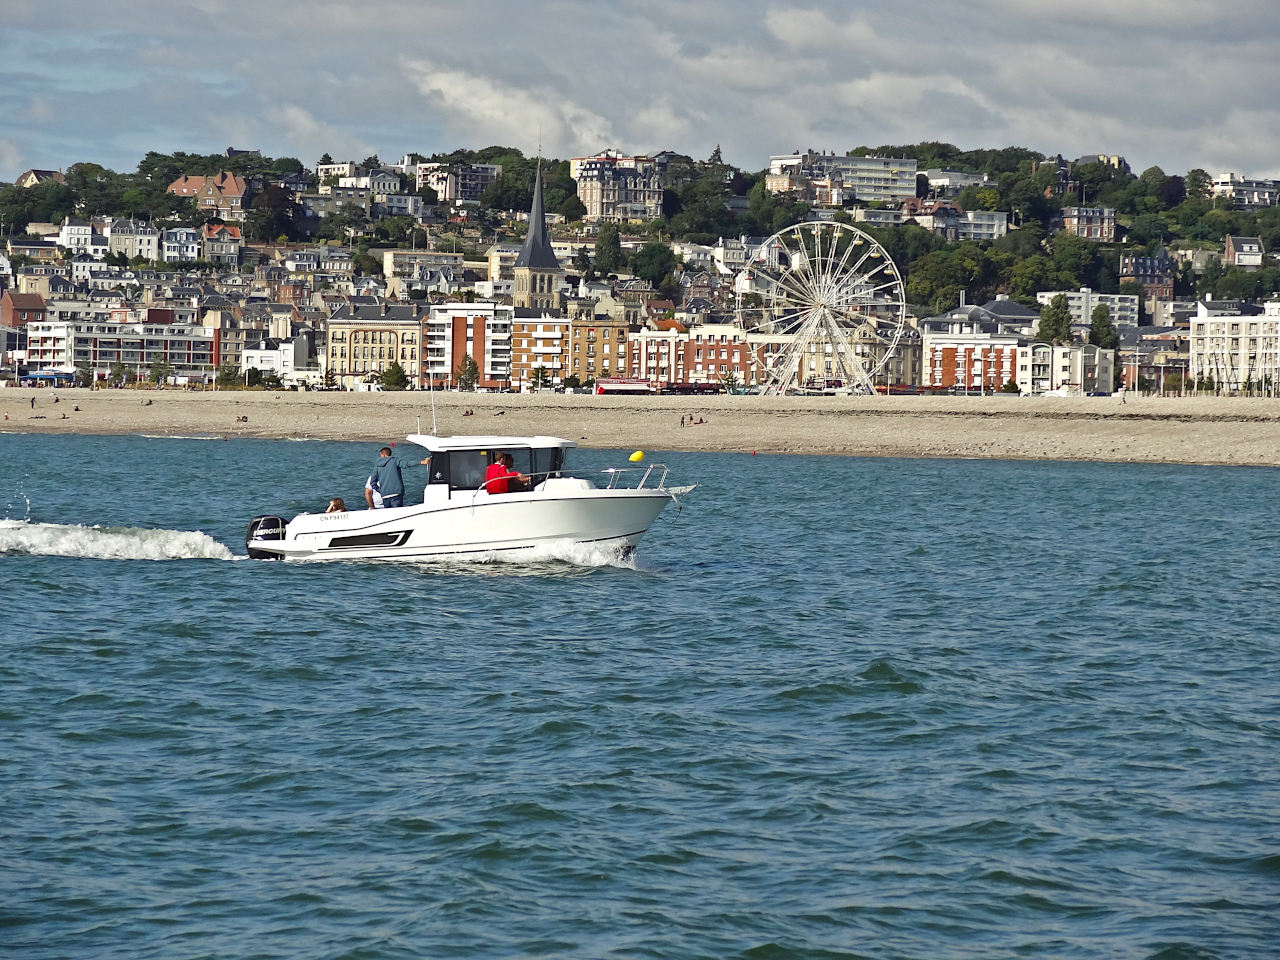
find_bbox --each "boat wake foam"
[0,518,235,561]
[513,539,639,569]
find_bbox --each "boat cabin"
[405,434,577,498]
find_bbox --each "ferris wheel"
[735,221,908,395]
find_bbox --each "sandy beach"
[5,386,1280,466]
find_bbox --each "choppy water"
[2,433,1278,959]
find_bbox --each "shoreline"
[5,388,1280,467]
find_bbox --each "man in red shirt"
[483,452,529,494]
[484,455,510,494]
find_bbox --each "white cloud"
[401,58,616,157]
[0,139,25,178]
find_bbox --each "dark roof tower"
[515,161,560,270]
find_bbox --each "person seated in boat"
[500,452,530,492]
[364,475,382,509]
[368,445,431,509]
[483,452,529,494]
[325,497,346,514]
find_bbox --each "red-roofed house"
[168,172,250,221]
[2,291,47,328]
[202,224,242,265]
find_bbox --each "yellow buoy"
[629,450,645,462]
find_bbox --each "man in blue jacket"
[368,446,430,508]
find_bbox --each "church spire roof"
[515,160,560,271]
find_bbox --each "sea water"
[1,433,1277,959]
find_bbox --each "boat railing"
[468,465,672,502]
[601,463,671,490]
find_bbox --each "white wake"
[0,518,235,561]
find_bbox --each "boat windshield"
[431,446,566,492]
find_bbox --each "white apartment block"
[57,218,107,258]
[160,227,201,263]
[26,317,215,380]
[767,151,918,204]
[571,151,663,223]
[316,161,359,182]
[381,249,465,279]
[922,168,991,197]
[1036,287,1140,329]
[1211,173,1279,209]
[1189,299,1280,391]
[416,162,502,204]
[1016,342,1115,395]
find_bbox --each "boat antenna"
[428,364,438,435]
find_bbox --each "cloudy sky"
[3,0,1278,182]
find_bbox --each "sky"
[3,0,1279,183]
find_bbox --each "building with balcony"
[415,162,502,204]
[1036,287,1140,329]
[325,301,427,390]
[424,301,513,390]
[25,314,216,381]
[1189,298,1280,392]
[1211,173,1279,209]
[570,151,663,223]
[1058,206,1116,241]
[767,151,918,205]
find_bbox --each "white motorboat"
[245,434,695,562]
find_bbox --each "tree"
[148,359,175,385]
[720,370,741,394]
[531,366,551,391]
[379,361,409,391]
[563,373,582,389]
[74,361,93,388]
[215,361,240,388]
[245,367,264,388]
[360,154,381,171]
[1036,293,1073,342]
[557,194,587,221]
[244,183,300,241]
[455,353,479,391]
[108,360,133,386]
[1089,303,1120,349]
[594,222,624,274]
[318,152,334,166]
[1198,256,1223,296]
[629,241,676,284]
[323,366,337,390]
[572,246,593,277]
[1185,168,1212,202]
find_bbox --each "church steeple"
[515,160,560,271]
[513,158,563,311]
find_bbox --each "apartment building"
[1211,173,1279,209]
[424,301,513,390]
[325,302,427,390]
[510,309,569,390]
[1189,298,1280,391]
[570,151,663,223]
[1036,287,1140,328]
[1058,206,1116,241]
[767,151,918,204]
[416,162,502,204]
[25,314,216,381]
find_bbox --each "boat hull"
[246,488,675,562]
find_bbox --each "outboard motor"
[245,515,287,559]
